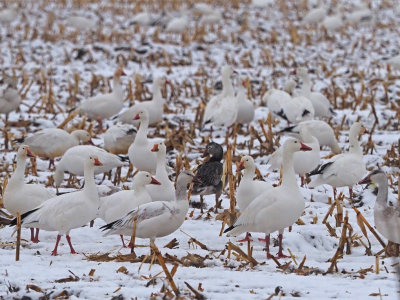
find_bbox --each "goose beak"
[358,174,371,185]
[300,142,312,151]
[290,69,297,75]
[27,148,35,158]
[241,80,247,88]
[150,177,161,185]
[192,176,202,184]
[238,161,245,171]
[120,69,127,76]
[88,139,94,145]
[362,127,369,134]
[94,158,103,166]
[151,144,159,152]
[133,113,140,120]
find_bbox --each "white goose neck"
[348,130,363,156]
[300,73,311,95]
[375,175,388,207]
[152,82,164,103]
[243,164,256,180]
[222,74,234,96]
[83,161,97,198]
[113,76,123,101]
[136,116,149,143]
[12,155,27,183]
[281,149,298,189]
[175,181,189,201]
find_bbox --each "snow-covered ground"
[0,0,399,299]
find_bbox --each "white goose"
[3,145,55,243]
[359,170,400,244]
[283,93,315,124]
[309,122,367,200]
[279,120,341,154]
[12,156,102,255]
[66,16,96,31]
[204,65,238,127]
[235,78,255,124]
[269,126,320,185]
[24,129,92,168]
[386,54,400,70]
[103,124,137,154]
[101,170,199,249]
[262,80,295,122]
[302,7,326,24]
[127,110,157,173]
[165,12,188,34]
[98,171,161,247]
[54,145,123,188]
[146,141,175,202]
[0,82,22,122]
[321,14,344,32]
[225,139,312,259]
[236,155,273,242]
[118,77,167,126]
[296,67,334,118]
[79,68,126,129]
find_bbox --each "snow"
[0,0,399,299]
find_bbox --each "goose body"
[118,77,166,126]
[235,78,254,124]
[269,126,320,177]
[296,67,334,118]
[386,55,400,70]
[166,14,188,33]
[303,7,326,24]
[101,171,197,244]
[359,171,400,244]
[127,110,157,173]
[12,156,102,255]
[54,145,123,187]
[66,16,96,31]
[3,145,54,242]
[80,68,126,122]
[0,85,22,116]
[103,124,137,154]
[262,80,295,121]
[280,120,341,154]
[282,94,314,123]
[225,139,312,258]
[322,14,344,31]
[204,65,238,127]
[24,129,91,165]
[146,141,175,202]
[309,122,366,190]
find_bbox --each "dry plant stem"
[227,241,258,266]
[151,242,180,297]
[226,145,236,213]
[16,212,21,261]
[57,109,80,129]
[130,213,138,255]
[327,211,349,273]
[352,207,386,249]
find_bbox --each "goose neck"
[243,165,256,180]
[222,75,234,96]
[175,182,188,201]
[281,150,298,188]
[83,162,97,198]
[12,156,26,183]
[300,74,311,95]
[375,175,388,207]
[152,83,163,103]
[113,76,123,101]
[348,131,362,156]
[136,117,149,142]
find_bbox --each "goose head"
[71,130,92,144]
[177,170,201,187]
[114,68,127,80]
[349,122,367,148]
[221,65,236,80]
[17,145,35,159]
[359,170,386,186]
[88,156,103,167]
[299,126,313,143]
[154,76,168,88]
[202,142,223,160]
[151,141,166,153]
[238,155,254,171]
[133,109,149,122]
[134,171,161,186]
[296,67,309,80]
[282,138,312,154]
[283,79,296,94]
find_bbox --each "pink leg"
[48,159,55,170]
[51,234,62,256]
[66,235,77,254]
[120,235,128,248]
[32,228,40,243]
[333,187,337,200]
[258,234,274,259]
[276,233,289,259]
[30,228,35,242]
[238,232,253,243]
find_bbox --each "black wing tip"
[276,109,288,121]
[223,225,235,234]
[100,220,117,231]
[329,107,337,116]
[279,125,296,133]
[117,155,129,162]
[302,109,311,117]
[308,161,334,177]
[8,207,40,227]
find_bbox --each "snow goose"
[283,92,315,124]
[165,12,188,34]
[192,142,223,212]
[359,170,400,244]
[117,77,167,126]
[79,68,126,130]
[269,126,320,185]
[279,120,341,154]
[103,124,137,154]
[322,14,344,32]
[235,78,255,124]
[54,145,123,188]
[130,9,154,26]
[236,155,273,242]
[101,170,199,249]
[3,145,55,242]
[66,16,96,31]
[302,7,327,24]
[98,171,160,247]
[146,141,175,202]
[0,81,22,122]
[24,129,92,168]
[308,122,367,200]
[225,139,312,259]
[204,65,238,127]
[11,156,103,255]
[346,3,373,25]
[296,67,335,118]
[127,110,157,173]
[262,80,295,122]
[386,54,400,70]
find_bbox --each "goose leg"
[120,235,128,248]
[349,188,353,202]
[66,235,77,254]
[258,234,273,259]
[51,234,62,256]
[32,228,40,243]
[300,176,305,187]
[276,233,289,259]
[30,228,35,242]
[48,158,55,170]
[238,232,253,243]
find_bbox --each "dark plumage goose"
[192,142,223,212]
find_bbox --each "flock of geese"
[1,62,398,258]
